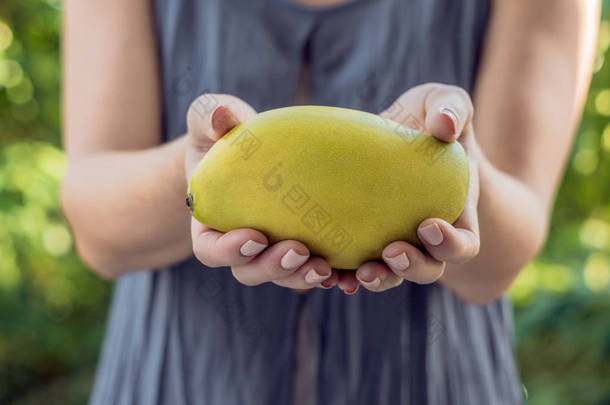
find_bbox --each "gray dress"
[89,0,525,404]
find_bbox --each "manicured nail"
[439,106,459,137]
[305,268,328,284]
[281,249,309,270]
[360,278,381,289]
[384,252,410,271]
[344,286,359,295]
[210,105,239,137]
[357,269,380,286]
[419,223,444,246]
[209,105,224,130]
[240,240,267,257]
[319,279,334,289]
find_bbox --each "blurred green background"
[0,1,609,404]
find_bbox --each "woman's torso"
[89,1,524,404]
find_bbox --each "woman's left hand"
[336,83,481,293]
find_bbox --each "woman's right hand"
[184,94,354,292]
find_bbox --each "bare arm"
[61,0,192,279]
[60,2,340,292]
[440,0,601,303]
[352,0,600,304]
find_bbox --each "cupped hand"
[347,83,481,293]
[185,94,341,291]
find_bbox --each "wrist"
[170,135,190,196]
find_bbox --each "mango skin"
[187,106,469,270]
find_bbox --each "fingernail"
[344,286,359,295]
[360,278,381,289]
[419,223,444,246]
[305,268,328,284]
[439,106,459,137]
[383,252,410,271]
[209,105,224,130]
[240,240,267,257]
[210,105,239,136]
[281,249,309,270]
[319,279,334,289]
[357,269,378,284]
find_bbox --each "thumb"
[185,94,257,182]
[186,93,257,146]
[422,86,473,143]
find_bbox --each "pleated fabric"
[89,0,525,404]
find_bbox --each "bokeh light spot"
[0,20,12,52]
[583,253,610,292]
[510,262,537,304]
[510,261,576,303]
[599,20,610,54]
[6,77,33,105]
[573,148,598,175]
[42,224,73,257]
[580,217,610,250]
[0,59,23,87]
[37,144,66,180]
[539,263,574,292]
[595,89,610,116]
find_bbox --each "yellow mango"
[187,106,469,269]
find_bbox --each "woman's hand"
[351,83,481,292]
[185,94,342,291]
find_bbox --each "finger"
[380,83,473,142]
[416,140,480,263]
[317,269,340,290]
[355,261,404,292]
[209,105,241,139]
[273,256,332,289]
[423,85,473,142]
[336,270,360,295]
[417,218,480,264]
[186,93,257,145]
[191,218,269,268]
[230,240,310,286]
[382,241,446,284]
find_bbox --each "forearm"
[441,0,601,304]
[61,135,192,279]
[439,147,547,304]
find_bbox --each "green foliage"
[509,4,610,404]
[0,0,609,404]
[0,1,110,403]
